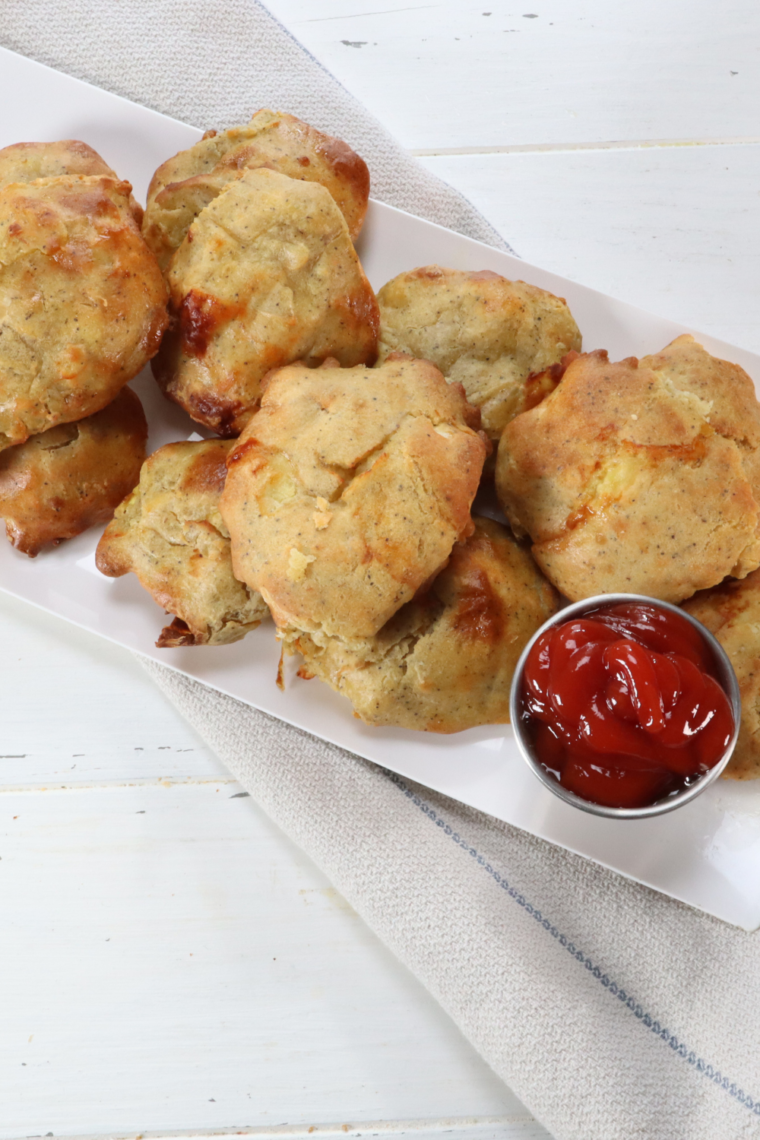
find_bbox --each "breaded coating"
[288,518,559,733]
[0,139,142,223]
[683,571,760,780]
[220,355,488,640]
[0,175,168,450]
[640,334,760,494]
[152,167,379,437]
[495,337,760,603]
[143,109,369,270]
[96,439,268,647]
[377,266,582,442]
[0,387,147,557]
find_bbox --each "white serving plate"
[3,45,760,931]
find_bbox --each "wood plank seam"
[0,778,240,793]
[412,138,760,156]
[5,1117,541,1140]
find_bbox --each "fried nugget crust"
[0,175,168,450]
[96,439,268,647]
[0,386,147,556]
[683,571,760,780]
[152,167,378,437]
[0,139,143,223]
[220,355,488,640]
[495,337,760,603]
[143,109,369,270]
[288,518,559,732]
[377,266,582,442]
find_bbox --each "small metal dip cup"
[509,593,741,819]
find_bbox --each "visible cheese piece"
[313,495,333,529]
[287,547,316,581]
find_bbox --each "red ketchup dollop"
[520,602,735,809]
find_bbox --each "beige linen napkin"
[3,3,760,1138]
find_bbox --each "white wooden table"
[2,3,759,1137]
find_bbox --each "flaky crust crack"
[286,517,559,733]
[220,355,488,640]
[377,266,582,442]
[143,109,370,270]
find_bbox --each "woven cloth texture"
[2,3,760,1138]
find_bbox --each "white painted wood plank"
[0,782,547,1138]
[0,594,227,787]
[419,143,760,355]
[265,0,760,151]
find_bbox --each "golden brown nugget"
[377,266,582,442]
[496,337,760,603]
[153,167,378,437]
[143,109,369,270]
[683,572,760,779]
[0,387,147,557]
[0,175,168,450]
[0,139,143,222]
[96,439,268,647]
[220,355,488,640]
[640,334,760,494]
[288,518,559,733]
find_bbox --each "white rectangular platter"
[3,45,760,930]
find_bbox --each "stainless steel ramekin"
[508,593,741,819]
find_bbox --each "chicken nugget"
[220,354,487,640]
[495,338,760,603]
[96,439,268,647]
[377,266,581,443]
[0,174,167,449]
[289,518,559,732]
[0,386,147,556]
[143,109,369,270]
[153,167,378,436]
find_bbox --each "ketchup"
[520,602,735,809]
